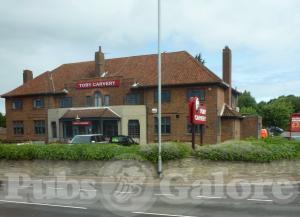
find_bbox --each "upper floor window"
[154,90,171,103]
[13,121,24,135]
[126,93,140,105]
[34,120,46,135]
[60,97,72,108]
[104,95,110,106]
[154,117,171,134]
[128,120,140,138]
[94,91,102,107]
[187,88,205,101]
[12,99,23,110]
[33,98,44,109]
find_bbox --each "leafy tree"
[195,53,206,65]
[0,112,5,128]
[259,100,293,129]
[238,91,257,109]
[277,95,300,113]
[240,106,257,115]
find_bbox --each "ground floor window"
[13,121,24,135]
[34,120,46,135]
[187,123,203,134]
[128,120,140,138]
[154,117,171,134]
[62,119,118,139]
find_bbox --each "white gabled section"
[104,107,121,118]
[219,103,226,116]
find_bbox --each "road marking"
[247,198,273,202]
[196,195,224,199]
[0,200,87,209]
[47,187,65,190]
[132,211,196,217]
[155,193,175,196]
[80,189,97,192]
[114,191,135,194]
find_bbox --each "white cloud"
[1,0,300,113]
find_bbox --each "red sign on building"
[72,121,92,126]
[76,80,120,89]
[291,113,300,132]
[188,97,207,125]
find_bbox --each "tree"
[238,91,257,108]
[259,100,293,129]
[0,112,5,128]
[195,53,206,65]
[277,95,300,113]
[240,106,257,115]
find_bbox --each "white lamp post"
[157,0,162,177]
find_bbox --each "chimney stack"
[222,46,232,107]
[95,46,105,76]
[23,69,33,84]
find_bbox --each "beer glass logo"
[99,161,155,216]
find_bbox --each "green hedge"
[0,142,190,162]
[0,144,141,161]
[195,137,300,162]
[139,142,191,162]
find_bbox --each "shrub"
[139,142,191,162]
[0,144,142,161]
[195,138,300,162]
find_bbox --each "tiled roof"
[61,108,120,119]
[2,51,223,98]
[221,104,242,118]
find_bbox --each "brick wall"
[145,85,224,144]
[5,75,233,144]
[241,115,262,139]
[5,96,50,141]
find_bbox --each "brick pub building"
[1,46,261,144]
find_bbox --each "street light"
[157,0,162,177]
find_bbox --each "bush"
[0,144,142,161]
[139,142,191,162]
[195,138,300,162]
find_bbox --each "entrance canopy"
[61,107,121,119]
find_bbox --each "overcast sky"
[1,0,300,113]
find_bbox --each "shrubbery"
[0,142,191,162]
[195,137,300,162]
[139,142,191,162]
[0,138,299,163]
[0,144,141,161]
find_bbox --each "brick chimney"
[223,46,232,107]
[23,69,33,84]
[95,46,105,76]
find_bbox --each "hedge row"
[0,142,191,162]
[195,137,300,162]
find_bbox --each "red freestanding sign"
[188,97,206,149]
[189,97,207,125]
[291,113,300,132]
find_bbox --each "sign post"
[290,113,300,139]
[189,97,206,150]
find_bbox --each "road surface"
[0,180,299,217]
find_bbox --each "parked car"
[268,126,284,136]
[109,135,137,146]
[70,134,108,144]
